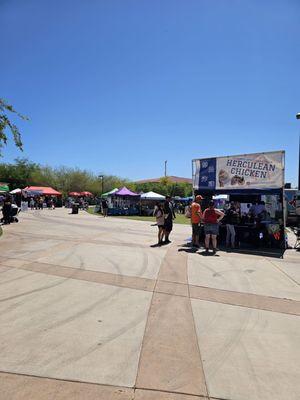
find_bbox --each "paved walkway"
[0,208,299,400]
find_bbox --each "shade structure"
[0,183,9,193]
[69,192,81,196]
[140,191,165,200]
[25,186,62,196]
[10,188,22,194]
[102,188,119,197]
[115,187,139,196]
[80,191,93,196]
[213,194,229,200]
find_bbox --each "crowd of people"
[28,196,56,210]
[153,194,226,253]
[152,195,272,254]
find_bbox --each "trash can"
[72,203,79,214]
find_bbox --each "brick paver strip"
[18,261,156,292]
[158,246,188,284]
[189,284,300,316]
[0,372,133,400]
[134,388,207,399]
[135,292,208,396]
[1,256,299,316]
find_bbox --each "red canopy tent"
[80,191,93,196]
[25,186,62,196]
[69,191,81,196]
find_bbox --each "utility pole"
[298,134,300,190]
[98,175,104,197]
[297,113,300,189]
[164,160,167,177]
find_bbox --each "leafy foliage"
[0,159,192,197]
[0,159,130,195]
[133,178,192,197]
[0,98,28,156]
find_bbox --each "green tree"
[0,98,28,156]
[0,158,40,190]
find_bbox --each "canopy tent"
[213,194,229,200]
[24,186,62,196]
[69,192,81,196]
[140,191,165,200]
[115,187,139,196]
[10,188,22,194]
[102,188,118,198]
[80,191,93,196]
[0,183,9,193]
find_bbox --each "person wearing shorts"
[153,202,165,245]
[203,200,224,254]
[191,195,203,247]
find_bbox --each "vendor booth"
[111,186,140,215]
[24,186,62,207]
[192,151,286,255]
[102,188,118,198]
[0,183,9,193]
[107,187,140,215]
[140,191,165,216]
[25,186,62,196]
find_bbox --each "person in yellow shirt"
[191,195,203,248]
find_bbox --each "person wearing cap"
[191,195,203,248]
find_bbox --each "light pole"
[296,113,300,189]
[98,175,104,197]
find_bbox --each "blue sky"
[1,0,299,185]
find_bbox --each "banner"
[193,151,284,190]
[193,158,216,189]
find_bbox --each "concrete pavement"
[0,208,299,400]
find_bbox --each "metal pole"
[297,113,300,189]
[164,160,167,177]
[98,175,104,198]
[298,134,300,190]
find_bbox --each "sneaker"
[205,248,209,254]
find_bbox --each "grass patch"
[87,206,97,215]
[117,214,190,225]
[87,206,189,225]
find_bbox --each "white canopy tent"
[213,194,229,200]
[10,188,22,194]
[140,191,165,200]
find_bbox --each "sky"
[1,0,300,185]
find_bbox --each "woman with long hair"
[153,202,165,245]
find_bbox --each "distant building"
[135,176,192,184]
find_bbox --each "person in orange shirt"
[191,195,203,248]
